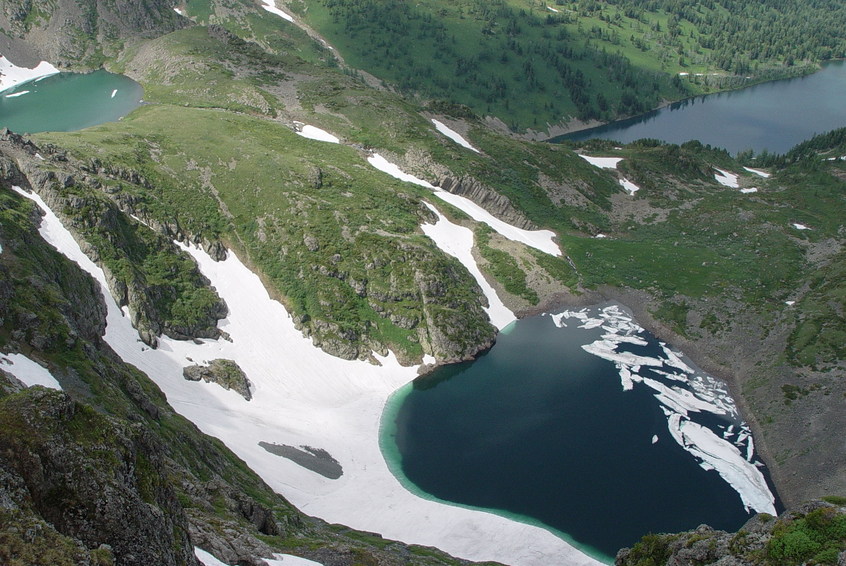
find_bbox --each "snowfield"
[0,56,59,93]
[14,185,602,566]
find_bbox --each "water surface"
[558,61,846,154]
[0,70,143,133]
[382,305,779,563]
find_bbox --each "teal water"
[381,307,780,563]
[0,70,143,133]
[557,61,846,154]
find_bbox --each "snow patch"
[19,185,595,566]
[421,202,515,330]
[714,169,739,188]
[295,123,340,144]
[264,553,325,566]
[619,178,640,195]
[261,0,295,22]
[0,352,61,390]
[367,153,561,256]
[0,56,59,93]
[578,155,623,169]
[174,7,186,16]
[740,188,758,194]
[547,5,560,12]
[792,223,811,230]
[743,167,770,178]
[432,119,480,153]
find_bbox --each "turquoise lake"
[382,305,780,564]
[558,60,846,154]
[0,70,143,133]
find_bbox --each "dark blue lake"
[557,61,846,155]
[381,305,780,564]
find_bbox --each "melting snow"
[714,169,739,188]
[15,185,598,566]
[367,153,561,256]
[0,352,61,390]
[549,304,776,516]
[618,178,640,195]
[264,553,325,566]
[740,188,758,194]
[578,155,623,169]
[421,202,515,330]
[431,119,480,153]
[792,223,811,230]
[547,5,560,12]
[261,0,295,22]
[743,167,770,178]
[4,89,29,98]
[0,56,59,93]
[295,124,340,144]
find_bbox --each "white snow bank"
[0,56,59,93]
[0,352,61,390]
[431,119,480,153]
[261,0,294,22]
[174,7,186,16]
[295,124,340,144]
[367,154,561,256]
[18,185,599,566]
[547,5,560,12]
[578,155,623,169]
[792,223,811,230]
[421,202,515,330]
[264,553,324,566]
[618,178,640,195]
[714,169,739,188]
[743,167,770,178]
[740,188,758,194]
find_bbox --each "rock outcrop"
[436,175,537,231]
[183,359,252,401]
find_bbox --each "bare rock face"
[436,175,537,230]
[0,386,199,566]
[0,0,187,66]
[183,359,252,401]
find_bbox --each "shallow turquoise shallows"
[558,60,846,155]
[0,70,143,134]
[381,307,780,564]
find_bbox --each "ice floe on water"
[367,153,561,256]
[0,56,59,92]
[260,0,294,22]
[15,185,598,566]
[714,168,739,188]
[294,123,340,144]
[431,119,480,153]
[578,155,623,169]
[0,352,62,390]
[4,89,29,98]
[743,167,770,178]
[546,304,776,516]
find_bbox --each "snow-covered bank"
[431,119,480,153]
[0,352,62,390]
[260,0,294,22]
[294,123,340,143]
[421,202,515,330]
[578,155,623,169]
[0,56,59,93]
[15,186,601,566]
[743,167,770,178]
[547,305,776,516]
[367,153,561,256]
[714,168,739,188]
